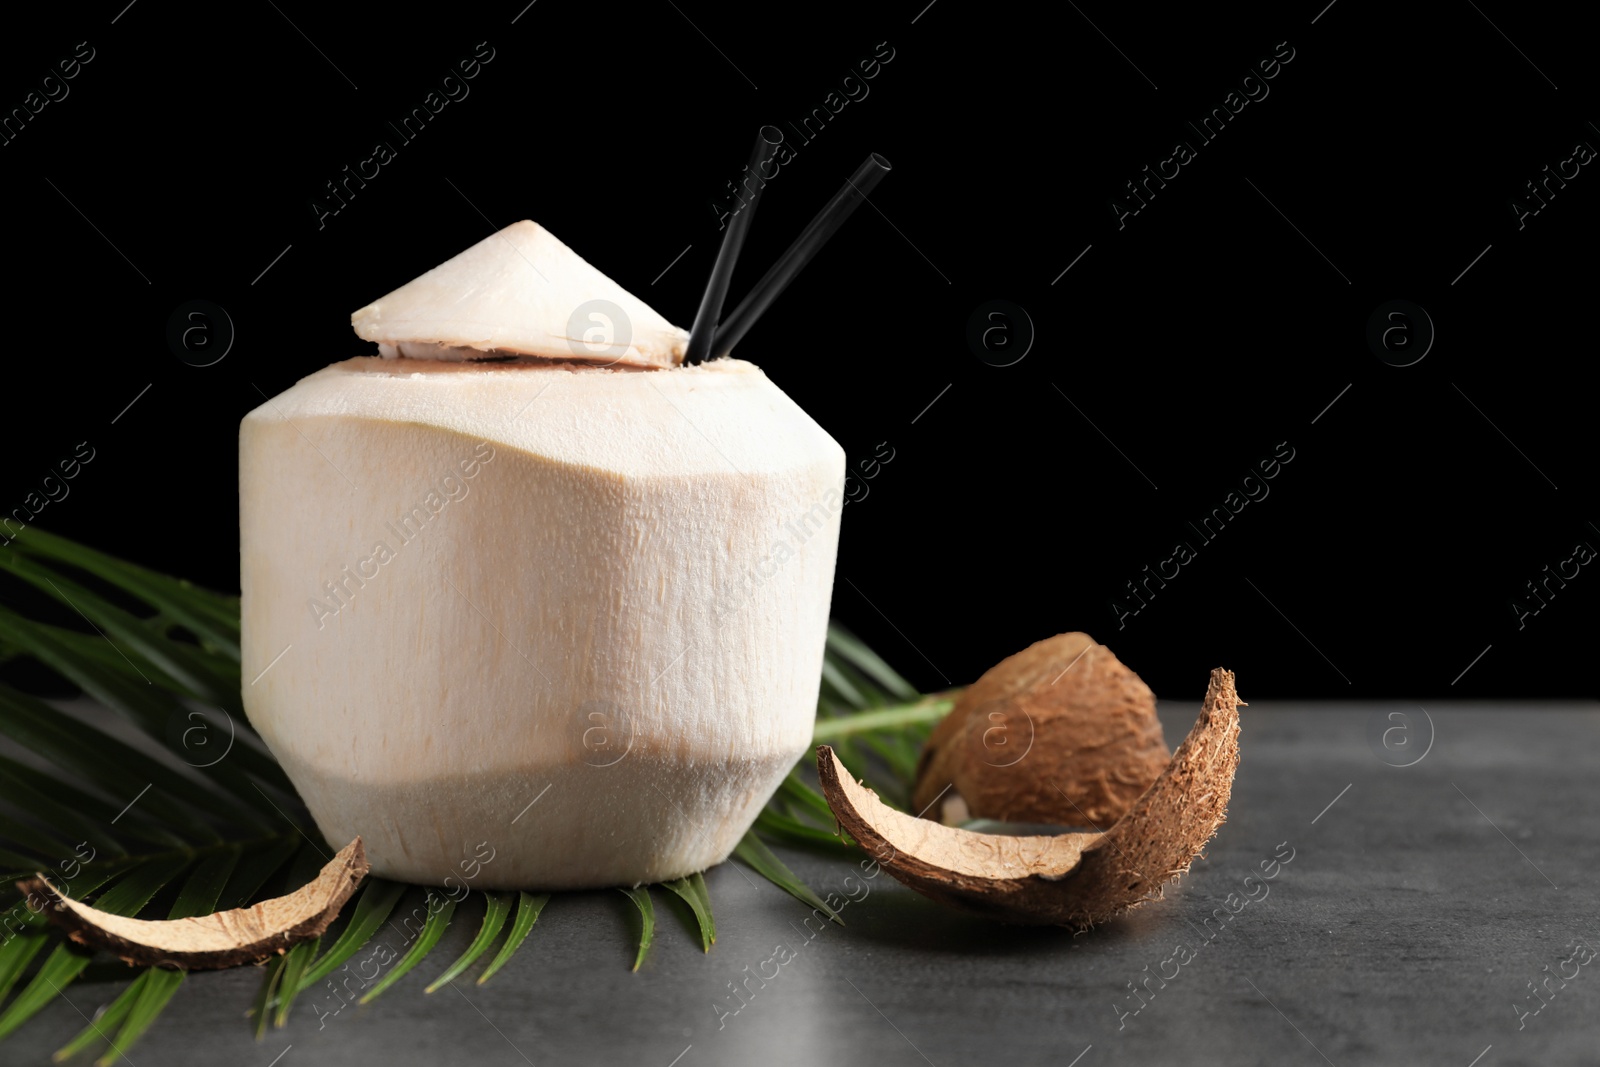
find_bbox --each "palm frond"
[0,756,128,859]
[809,698,952,744]
[270,939,318,1027]
[358,892,455,1003]
[296,879,407,994]
[732,832,842,925]
[0,929,48,1008]
[826,622,920,700]
[99,967,183,1066]
[3,527,241,658]
[616,887,655,972]
[0,683,228,843]
[47,850,233,1059]
[249,957,284,1042]
[426,891,514,991]
[753,807,854,852]
[659,875,715,952]
[476,892,548,986]
[215,836,301,911]
[0,528,310,1052]
[53,841,243,1061]
[0,527,950,1058]
[0,551,239,710]
[54,970,145,1062]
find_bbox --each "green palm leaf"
[98,968,183,1067]
[0,527,943,1058]
[0,613,277,826]
[358,892,455,1003]
[0,757,127,859]
[0,946,94,1044]
[810,698,952,744]
[5,527,240,658]
[0,813,73,864]
[0,521,304,1056]
[660,874,715,952]
[249,957,284,1042]
[476,892,548,985]
[0,683,227,842]
[732,832,842,925]
[0,929,48,1008]
[271,939,318,1028]
[297,879,408,994]
[826,622,919,700]
[0,552,239,711]
[819,656,870,708]
[776,770,837,822]
[753,808,854,851]
[169,847,240,919]
[0,759,186,852]
[617,887,655,972]
[215,835,301,911]
[55,843,240,1061]
[426,892,514,992]
[53,970,145,1062]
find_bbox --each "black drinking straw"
[683,132,779,365]
[712,153,891,360]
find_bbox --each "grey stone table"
[9,703,1598,1066]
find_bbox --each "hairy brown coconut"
[911,633,1171,829]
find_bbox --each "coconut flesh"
[240,222,845,889]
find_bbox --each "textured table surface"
[8,702,1597,1067]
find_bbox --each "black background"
[3,1,1595,699]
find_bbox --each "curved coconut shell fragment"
[818,669,1242,928]
[16,838,369,970]
[911,633,1171,828]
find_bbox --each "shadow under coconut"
[820,874,1169,957]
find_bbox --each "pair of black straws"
[682,137,891,364]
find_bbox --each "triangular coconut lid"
[351,220,688,368]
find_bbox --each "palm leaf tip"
[51,971,147,1063]
[733,831,843,926]
[0,929,50,1009]
[476,892,548,985]
[826,623,920,701]
[660,875,715,952]
[249,956,285,1042]
[98,967,183,1067]
[617,887,655,971]
[358,891,456,1004]
[296,878,407,994]
[271,939,319,1028]
[426,891,514,992]
[0,944,95,1043]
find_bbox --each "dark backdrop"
[2,1,1594,698]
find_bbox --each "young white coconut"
[240,222,845,889]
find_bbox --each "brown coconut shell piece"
[912,633,1172,828]
[16,838,369,970]
[819,669,1242,928]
